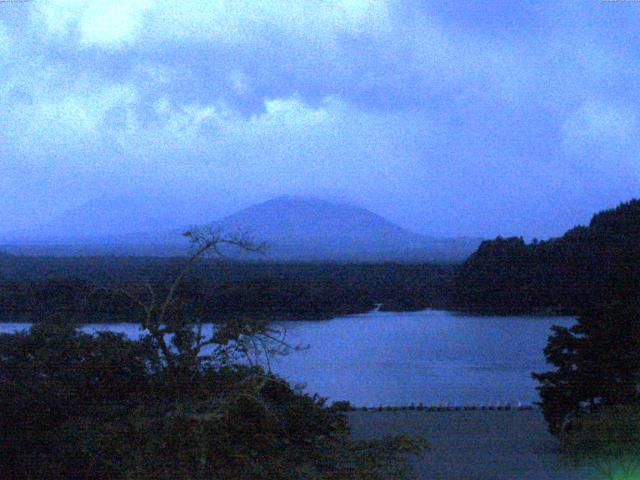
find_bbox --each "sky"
[1,0,639,239]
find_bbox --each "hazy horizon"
[1,192,630,244]
[2,1,639,240]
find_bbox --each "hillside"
[451,199,640,314]
[213,196,479,261]
[2,196,481,262]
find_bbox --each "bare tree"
[95,226,302,376]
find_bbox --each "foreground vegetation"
[534,293,640,478]
[0,322,426,480]
[534,299,640,436]
[0,229,426,479]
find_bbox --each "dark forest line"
[0,256,455,322]
[450,199,640,315]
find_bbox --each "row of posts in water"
[333,402,537,412]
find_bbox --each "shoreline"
[348,409,595,479]
[339,403,537,412]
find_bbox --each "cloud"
[562,100,638,152]
[2,71,138,162]
[23,0,633,117]
[99,94,432,200]
[2,1,640,238]
[33,0,393,50]
[559,100,640,199]
[0,22,12,63]
[35,0,151,49]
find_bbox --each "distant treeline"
[451,199,640,314]
[0,256,455,322]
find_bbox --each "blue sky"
[1,0,639,238]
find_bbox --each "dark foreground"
[348,410,596,480]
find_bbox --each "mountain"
[451,198,640,314]
[1,195,481,262]
[211,196,479,262]
[1,194,211,244]
[215,196,420,254]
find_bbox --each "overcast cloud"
[1,0,639,238]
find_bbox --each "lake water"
[0,309,574,406]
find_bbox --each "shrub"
[0,323,426,480]
[559,405,640,479]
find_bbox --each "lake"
[0,309,573,406]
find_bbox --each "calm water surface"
[0,309,574,406]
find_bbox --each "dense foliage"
[0,259,455,322]
[533,299,640,435]
[452,199,640,314]
[0,322,425,479]
[0,322,154,479]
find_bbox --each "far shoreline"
[0,305,575,325]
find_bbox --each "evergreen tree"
[533,299,640,435]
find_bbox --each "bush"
[560,405,640,479]
[0,323,426,479]
[0,322,154,479]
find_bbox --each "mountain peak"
[205,196,481,261]
[255,195,357,210]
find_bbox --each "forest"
[0,255,454,323]
[450,199,640,315]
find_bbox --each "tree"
[0,227,427,479]
[0,321,156,479]
[533,299,640,436]
[111,226,272,372]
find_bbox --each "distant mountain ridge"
[1,194,211,243]
[1,195,481,262]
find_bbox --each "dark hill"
[451,199,640,314]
